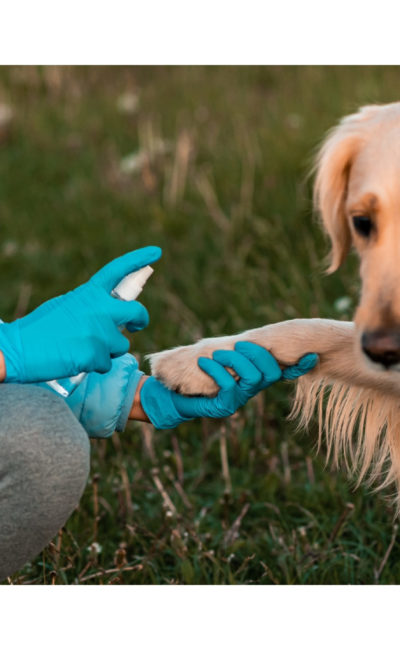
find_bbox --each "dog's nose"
[361,329,400,367]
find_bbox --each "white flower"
[117,92,139,115]
[87,542,102,554]
[119,139,170,175]
[334,296,352,313]
[119,151,147,174]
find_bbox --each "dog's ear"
[314,125,359,273]
[313,105,383,273]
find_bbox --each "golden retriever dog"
[148,102,400,508]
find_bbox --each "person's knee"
[0,384,90,515]
[0,384,90,580]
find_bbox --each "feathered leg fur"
[147,318,400,506]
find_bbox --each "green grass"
[1,65,400,584]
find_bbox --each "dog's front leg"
[147,318,368,395]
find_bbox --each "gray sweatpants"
[0,384,90,582]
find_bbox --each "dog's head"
[315,102,400,371]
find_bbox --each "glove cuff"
[140,376,191,430]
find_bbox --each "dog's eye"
[352,216,373,238]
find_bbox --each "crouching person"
[0,247,316,580]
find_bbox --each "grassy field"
[1,66,400,584]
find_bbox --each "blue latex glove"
[141,342,318,429]
[62,353,143,438]
[0,246,161,383]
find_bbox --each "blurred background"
[1,66,399,584]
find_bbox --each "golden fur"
[148,102,400,509]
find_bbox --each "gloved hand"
[0,246,161,383]
[141,341,318,429]
[61,353,143,438]
[38,344,317,438]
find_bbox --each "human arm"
[129,375,149,422]
[0,351,5,382]
[59,345,317,437]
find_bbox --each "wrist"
[129,375,151,422]
[0,350,5,382]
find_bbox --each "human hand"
[62,353,144,438]
[140,341,318,429]
[0,246,161,383]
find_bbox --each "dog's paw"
[147,338,235,396]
